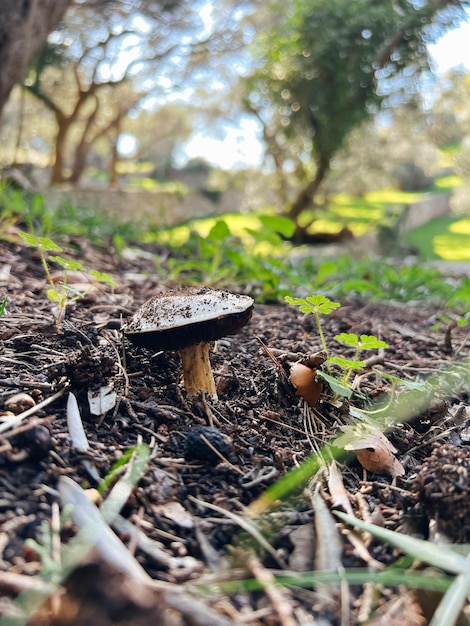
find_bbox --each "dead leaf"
[152,501,194,530]
[288,524,315,572]
[301,351,327,369]
[355,447,405,478]
[327,461,354,516]
[337,423,405,478]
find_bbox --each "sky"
[177,18,470,171]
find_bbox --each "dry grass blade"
[336,511,470,576]
[247,553,297,626]
[311,488,343,577]
[112,514,202,578]
[66,391,101,483]
[66,392,89,453]
[188,495,288,569]
[327,460,354,516]
[429,572,470,626]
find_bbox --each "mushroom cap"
[122,287,254,351]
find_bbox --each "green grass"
[3,182,470,308]
[404,215,470,261]
[433,174,463,191]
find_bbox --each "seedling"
[331,333,389,385]
[284,295,340,357]
[285,295,389,399]
[24,503,73,584]
[18,231,117,330]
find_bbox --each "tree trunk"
[0,0,73,121]
[69,140,92,184]
[288,157,330,222]
[51,112,71,184]
[109,120,121,189]
[288,157,331,242]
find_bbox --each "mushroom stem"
[179,343,217,399]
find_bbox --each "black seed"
[21,425,52,460]
[184,426,231,464]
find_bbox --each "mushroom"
[122,287,254,399]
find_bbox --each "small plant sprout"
[18,231,117,330]
[285,295,389,399]
[24,502,73,584]
[284,295,340,357]
[330,333,389,385]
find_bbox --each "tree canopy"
[246,0,470,240]
[2,0,254,185]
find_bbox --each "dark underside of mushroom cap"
[124,305,254,352]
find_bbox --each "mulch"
[0,233,469,625]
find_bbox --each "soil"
[0,234,469,625]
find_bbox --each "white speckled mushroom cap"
[122,287,254,351]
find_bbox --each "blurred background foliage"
[1,0,470,262]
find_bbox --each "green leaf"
[317,371,352,397]
[88,269,118,286]
[358,334,389,350]
[285,294,340,315]
[49,256,86,272]
[306,295,341,315]
[328,356,366,371]
[60,284,85,297]
[375,370,428,391]
[46,288,63,302]
[334,333,388,351]
[334,333,360,348]
[259,214,296,238]
[208,220,231,241]
[0,296,6,316]
[37,236,63,252]
[18,231,63,252]
[100,443,151,520]
[18,231,38,246]
[98,447,137,494]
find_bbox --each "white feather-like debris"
[67,392,89,452]
[66,392,101,483]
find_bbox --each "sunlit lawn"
[147,178,470,262]
[327,189,423,234]
[152,188,424,243]
[147,212,268,246]
[405,215,470,261]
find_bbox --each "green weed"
[24,504,74,584]
[18,231,117,330]
[285,294,395,400]
[284,295,340,357]
[156,215,296,300]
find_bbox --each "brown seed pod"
[4,393,36,414]
[289,363,322,407]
